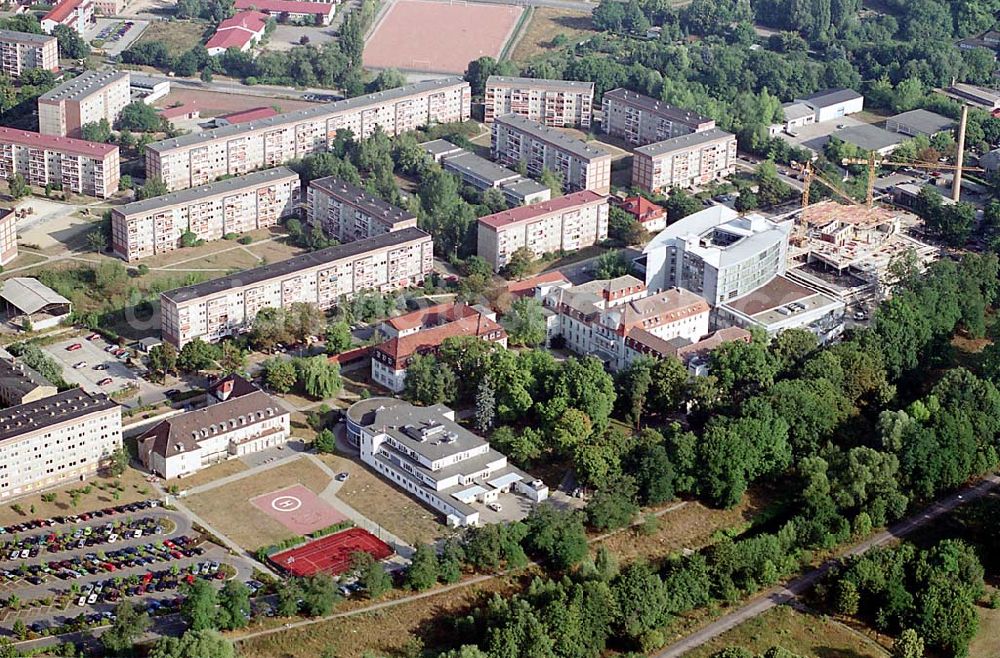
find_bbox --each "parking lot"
[85,18,149,57]
[776,115,869,153]
[42,335,166,406]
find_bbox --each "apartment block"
[484,76,595,128]
[477,190,609,272]
[632,127,736,193]
[111,167,300,262]
[0,209,16,267]
[146,78,471,191]
[491,114,612,194]
[541,275,711,371]
[38,70,131,138]
[0,127,119,198]
[161,227,433,347]
[0,30,58,79]
[307,176,417,244]
[601,88,715,146]
[0,389,121,501]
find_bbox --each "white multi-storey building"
[346,398,548,527]
[632,127,737,193]
[111,167,300,261]
[38,70,131,138]
[0,209,16,267]
[477,190,609,272]
[600,88,715,146]
[307,176,417,244]
[484,76,595,128]
[146,78,471,191]
[138,375,290,479]
[540,275,711,370]
[0,127,119,198]
[491,114,612,194]
[0,30,58,79]
[0,389,120,501]
[160,228,433,347]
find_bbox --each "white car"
[73,361,87,369]
[107,534,118,544]
[19,549,29,559]
[77,596,87,606]
[87,593,98,604]
[133,529,142,538]
[487,502,503,512]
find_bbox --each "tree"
[178,339,219,372]
[586,480,640,531]
[665,188,702,220]
[180,579,217,631]
[101,601,150,656]
[325,320,353,354]
[314,428,335,453]
[538,168,563,197]
[522,506,588,570]
[892,629,925,658]
[251,307,290,352]
[353,551,392,598]
[263,358,297,394]
[405,543,439,591]
[594,250,629,278]
[7,173,28,199]
[734,190,758,212]
[87,229,108,252]
[107,447,129,477]
[81,118,112,143]
[404,353,456,405]
[286,302,325,344]
[218,341,246,375]
[147,343,178,382]
[117,102,164,132]
[439,539,463,583]
[503,298,547,347]
[137,177,168,200]
[475,376,496,432]
[216,581,250,630]
[149,630,235,658]
[294,355,342,399]
[54,24,89,58]
[502,247,534,279]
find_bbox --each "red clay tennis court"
[270,528,394,577]
[250,484,346,536]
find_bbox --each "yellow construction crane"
[841,154,987,208]
[796,160,861,209]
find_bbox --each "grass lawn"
[133,19,209,56]
[160,247,262,272]
[0,468,151,526]
[684,605,885,658]
[169,458,248,491]
[316,453,451,545]
[245,237,309,264]
[970,586,1000,658]
[183,457,334,551]
[509,7,595,62]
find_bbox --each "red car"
[88,333,101,341]
[97,378,113,386]
[66,343,83,351]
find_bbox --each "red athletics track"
[270,528,394,577]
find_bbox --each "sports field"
[271,528,393,576]
[363,0,524,74]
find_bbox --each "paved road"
[653,474,1000,658]
[137,73,343,103]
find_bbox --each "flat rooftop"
[478,190,605,229]
[602,88,712,126]
[442,151,521,185]
[148,77,467,153]
[40,70,129,103]
[722,274,843,327]
[161,227,429,304]
[0,29,54,45]
[634,127,734,157]
[115,166,299,217]
[831,124,903,152]
[310,176,416,224]
[0,389,117,443]
[486,76,595,93]
[885,109,955,136]
[494,114,610,161]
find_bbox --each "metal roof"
[886,109,955,136]
[799,88,863,109]
[40,70,129,103]
[114,167,299,217]
[147,77,468,153]
[0,388,117,443]
[0,278,71,315]
[442,151,521,185]
[634,127,734,157]
[161,227,430,304]
[831,124,904,152]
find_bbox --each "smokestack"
[952,104,968,203]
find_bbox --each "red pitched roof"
[158,101,199,120]
[504,270,569,297]
[43,0,83,24]
[616,196,665,224]
[478,190,606,230]
[376,314,505,362]
[385,302,478,333]
[0,126,116,158]
[206,10,267,51]
[234,0,335,15]
[216,9,268,32]
[219,106,278,124]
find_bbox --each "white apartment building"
[632,127,737,193]
[600,88,716,146]
[138,376,289,479]
[0,127,119,198]
[346,398,548,527]
[146,78,471,191]
[491,114,612,194]
[0,209,16,267]
[0,30,58,79]
[0,389,121,501]
[371,303,507,393]
[160,227,433,347]
[111,167,300,262]
[477,190,609,272]
[38,70,131,138]
[484,76,595,129]
[307,176,417,244]
[541,275,711,370]
[643,206,791,306]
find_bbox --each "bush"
[238,235,253,245]
[223,233,239,240]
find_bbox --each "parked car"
[98,378,113,386]
[74,361,87,369]
[66,343,83,351]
